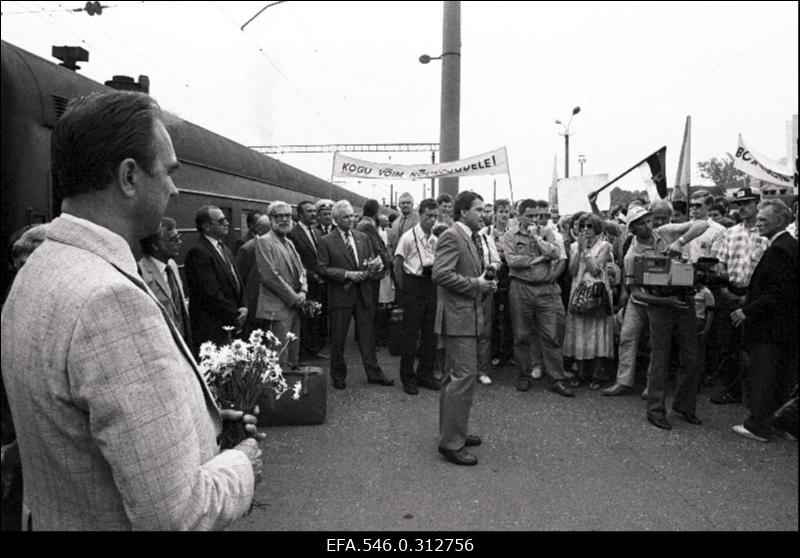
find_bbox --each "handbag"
[569,281,612,315]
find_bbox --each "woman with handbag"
[564,214,616,389]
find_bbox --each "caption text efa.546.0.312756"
[326,538,475,552]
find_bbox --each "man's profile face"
[138,121,179,237]
[756,206,782,238]
[461,199,484,232]
[158,227,182,259]
[205,207,229,240]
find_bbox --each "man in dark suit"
[287,200,327,360]
[234,210,265,256]
[185,205,247,355]
[317,200,393,390]
[731,199,798,443]
[356,199,391,345]
[432,191,497,466]
[235,214,271,336]
[138,217,192,347]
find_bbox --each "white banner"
[332,148,509,180]
[733,134,793,187]
[556,174,609,215]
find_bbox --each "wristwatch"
[678,236,687,246]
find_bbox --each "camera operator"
[618,206,710,430]
[709,187,769,404]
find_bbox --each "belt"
[510,276,548,287]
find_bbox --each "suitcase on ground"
[257,366,327,426]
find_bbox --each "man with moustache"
[253,201,307,368]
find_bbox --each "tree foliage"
[696,153,748,192]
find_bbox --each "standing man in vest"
[433,191,497,466]
[185,205,247,355]
[138,217,192,347]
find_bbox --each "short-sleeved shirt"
[623,227,681,286]
[694,287,715,321]
[683,218,724,263]
[712,222,768,289]
[395,224,437,276]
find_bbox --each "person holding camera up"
[620,206,710,431]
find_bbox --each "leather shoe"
[465,434,482,447]
[332,380,346,390]
[710,391,742,405]
[601,384,635,397]
[647,414,672,431]
[438,446,478,466]
[517,376,532,392]
[368,376,394,386]
[673,409,702,425]
[403,383,419,395]
[418,378,441,391]
[550,381,575,398]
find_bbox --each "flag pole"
[588,147,664,199]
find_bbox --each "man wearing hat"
[602,205,710,432]
[708,186,769,405]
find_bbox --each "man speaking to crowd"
[1,91,260,530]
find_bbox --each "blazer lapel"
[457,225,481,273]
[142,257,177,313]
[202,237,239,294]
[335,230,357,268]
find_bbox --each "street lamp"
[578,154,586,176]
[555,106,581,178]
[418,1,460,198]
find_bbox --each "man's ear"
[117,158,138,198]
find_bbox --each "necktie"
[165,265,190,341]
[345,232,358,264]
[218,241,242,294]
[399,215,407,235]
[309,226,318,252]
[472,232,485,273]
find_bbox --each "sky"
[1,0,797,206]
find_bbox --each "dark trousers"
[709,289,744,397]
[646,303,700,418]
[399,273,437,386]
[743,342,798,438]
[299,282,327,357]
[490,268,513,363]
[329,299,383,383]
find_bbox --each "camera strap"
[412,227,433,269]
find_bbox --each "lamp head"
[419,54,432,64]
[572,106,581,115]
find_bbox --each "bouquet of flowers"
[198,327,302,450]
[362,255,384,277]
[301,299,323,318]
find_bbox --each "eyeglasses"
[689,203,704,209]
[210,217,228,225]
[579,224,595,230]
[164,233,181,243]
[273,213,293,220]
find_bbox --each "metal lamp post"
[555,106,581,178]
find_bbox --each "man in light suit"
[235,214,272,336]
[138,216,192,347]
[254,201,307,368]
[185,205,248,356]
[0,90,260,530]
[318,200,394,390]
[432,191,497,466]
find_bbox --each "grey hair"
[268,201,291,217]
[757,199,792,227]
[332,200,354,220]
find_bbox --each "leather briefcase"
[257,366,327,426]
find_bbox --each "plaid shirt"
[712,222,768,288]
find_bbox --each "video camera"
[631,256,726,292]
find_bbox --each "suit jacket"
[235,237,261,326]
[317,227,375,308]
[388,211,420,253]
[0,215,253,530]
[185,236,244,352]
[287,222,323,286]
[742,231,798,347]
[254,230,307,321]
[432,223,484,337]
[139,255,192,348]
[356,217,390,277]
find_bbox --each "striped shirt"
[712,222,768,288]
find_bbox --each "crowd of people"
[0,89,797,529]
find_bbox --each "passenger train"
[1,39,370,295]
